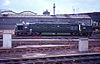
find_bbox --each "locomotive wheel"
[79,33,82,36]
[24,33,28,36]
[71,33,73,35]
[72,33,77,36]
[72,33,75,36]
[87,33,91,37]
[15,32,19,36]
[85,33,88,37]
[31,33,36,36]
[74,33,78,36]
[35,32,41,36]
[15,32,17,35]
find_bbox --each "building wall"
[0,17,92,30]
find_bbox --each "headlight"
[83,27,86,29]
[25,27,27,28]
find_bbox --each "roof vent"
[43,9,50,15]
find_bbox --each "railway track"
[0,38,100,41]
[0,37,100,49]
[0,51,100,64]
[0,36,100,64]
[0,35,100,39]
[12,35,100,39]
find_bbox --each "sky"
[0,0,100,15]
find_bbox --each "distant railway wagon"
[15,23,93,36]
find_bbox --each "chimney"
[53,3,56,15]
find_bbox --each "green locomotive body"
[15,23,93,36]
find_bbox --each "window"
[17,26,23,30]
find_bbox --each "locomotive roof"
[16,23,23,25]
[16,23,79,25]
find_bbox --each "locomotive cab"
[93,22,100,34]
[15,24,24,35]
[78,24,93,36]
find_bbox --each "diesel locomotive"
[15,23,93,36]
